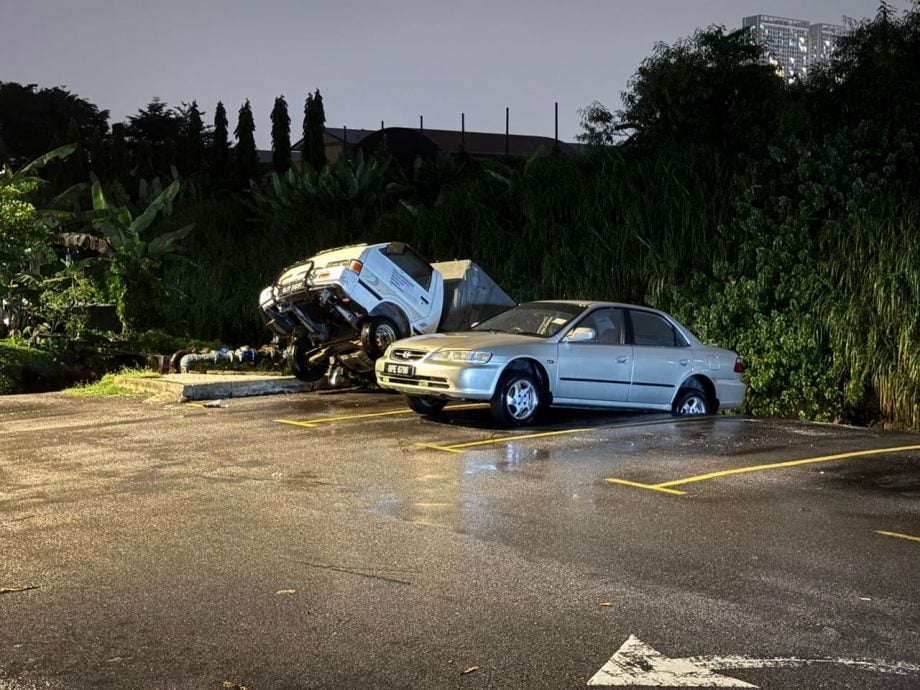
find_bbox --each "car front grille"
[391,349,427,361]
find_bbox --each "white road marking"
[588,635,920,687]
[588,636,754,687]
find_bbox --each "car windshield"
[472,302,587,338]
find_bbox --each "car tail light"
[734,358,746,374]
[349,260,363,274]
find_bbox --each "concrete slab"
[114,372,316,403]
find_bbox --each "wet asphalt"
[1,390,919,689]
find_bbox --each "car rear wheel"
[361,315,401,359]
[672,388,712,416]
[405,395,447,415]
[490,370,542,426]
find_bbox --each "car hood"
[393,331,552,352]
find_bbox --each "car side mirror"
[564,327,595,343]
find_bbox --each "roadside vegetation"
[1,4,918,428]
[62,368,161,397]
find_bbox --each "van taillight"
[349,260,363,274]
[734,359,745,374]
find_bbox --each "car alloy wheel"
[491,370,542,426]
[674,389,711,416]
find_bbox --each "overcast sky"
[1,1,913,147]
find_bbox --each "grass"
[62,368,161,397]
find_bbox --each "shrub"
[0,338,65,394]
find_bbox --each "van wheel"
[490,370,542,427]
[361,316,400,359]
[288,337,327,382]
[405,395,447,415]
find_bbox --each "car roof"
[526,299,661,311]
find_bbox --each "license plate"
[384,362,414,377]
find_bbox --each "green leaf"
[147,224,194,257]
[131,179,180,234]
[18,144,76,177]
[91,181,109,211]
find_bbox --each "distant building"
[743,14,846,80]
[809,23,847,66]
[285,126,578,168]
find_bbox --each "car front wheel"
[672,388,712,416]
[405,395,447,415]
[490,370,542,426]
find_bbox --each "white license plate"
[385,363,414,377]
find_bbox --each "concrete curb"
[114,373,316,403]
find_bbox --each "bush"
[0,338,65,394]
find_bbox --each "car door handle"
[617,356,630,363]
[420,296,429,305]
[679,359,690,366]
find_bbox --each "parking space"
[2,390,919,688]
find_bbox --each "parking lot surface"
[1,390,919,688]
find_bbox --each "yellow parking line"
[417,426,593,453]
[876,530,920,543]
[605,479,687,496]
[415,443,465,454]
[655,445,920,489]
[607,444,920,495]
[275,403,487,428]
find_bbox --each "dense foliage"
[3,5,919,429]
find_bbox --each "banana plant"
[88,178,193,266]
[85,178,194,330]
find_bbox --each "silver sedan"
[374,301,747,426]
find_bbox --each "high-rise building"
[809,23,847,66]
[742,14,846,80]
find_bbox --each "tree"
[575,101,617,147]
[125,97,181,146]
[271,95,292,173]
[124,98,183,179]
[806,3,920,138]
[611,27,785,156]
[0,146,76,333]
[304,89,327,169]
[234,100,258,184]
[0,82,109,168]
[210,101,230,178]
[180,101,206,173]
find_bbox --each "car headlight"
[428,350,492,364]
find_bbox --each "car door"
[627,309,691,406]
[555,307,633,404]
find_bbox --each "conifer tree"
[270,95,291,173]
[184,101,205,173]
[210,101,230,178]
[302,92,313,168]
[234,99,258,184]
[306,89,327,169]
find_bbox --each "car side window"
[578,308,625,345]
[381,245,433,290]
[629,310,686,347]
